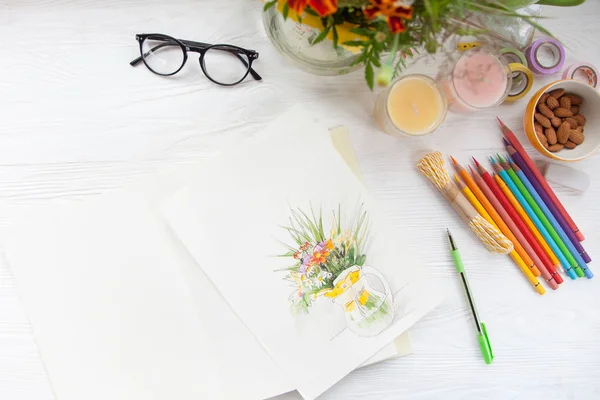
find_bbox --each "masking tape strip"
[505,63,534,102]
[561,63,599,88]
[500,47,527,67]
[525,38,566,75]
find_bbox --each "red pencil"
[497,117,585,242]
[473,158,563,287]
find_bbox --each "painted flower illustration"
[277,206,369,315]
[364,0,413,33]
[287,0,338,17]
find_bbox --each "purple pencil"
[504,140,591,264]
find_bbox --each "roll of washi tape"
[562,63,599,88]
[505,63,533,102]
[457,41,482,51]
[500,48,528,67]
[525,38,566,75]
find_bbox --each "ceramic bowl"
[524,80,600,162]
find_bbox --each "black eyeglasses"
[130,33,262,86]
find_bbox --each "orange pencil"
[494,174,561,268]
[451,156,541,277]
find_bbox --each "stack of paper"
[2,109,443,400]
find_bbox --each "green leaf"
[371,56,381,68]
[356,255,366,267]
[311,24,331,45]
[365,62,374,91]
[350,27,375,37]
[342,40,367,47]
[332,25,339,49]
[263,0,276,11]
[283,3,289,19]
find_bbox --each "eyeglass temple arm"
[130,39,262,81]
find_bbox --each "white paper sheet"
[164,111,443,400]
[2,120,412,400]
[3,193,293,400]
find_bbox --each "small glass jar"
[440,48,512,113]
[374,74,448,137]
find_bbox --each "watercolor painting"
[278,205,394,337]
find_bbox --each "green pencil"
[498,156,584,278]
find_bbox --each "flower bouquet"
[279,206,370,315]
[278,206,396,337]
[263,0,586,89]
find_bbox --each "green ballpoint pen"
[447,229,494,364]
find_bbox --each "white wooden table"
[1,1,599,399]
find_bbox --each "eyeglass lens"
[202,46,251,85]
[141,36,185,75]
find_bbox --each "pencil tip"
[502,137,510,146]
[468,165,475,175]
[496,117,505,127]
[497,153,505,163]
[449,155,458,165]
[453,174,460,182]
[472,156,481,167]
[490,156,496,164]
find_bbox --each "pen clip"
[479,322,494,364]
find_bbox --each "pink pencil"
[469,166,557,290]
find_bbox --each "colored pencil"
[453,175,494,224]
[494,160,576,280]
[506,143,591,264]
[497,118,585,242]
[498,156,581,279]
[510,160,593,279]
[494,173,562,271]
[451,157,544,295]
[451,156,540,277]
[470,165,542,279]
[474,159,561,288]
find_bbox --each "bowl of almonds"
[525,80,600,162]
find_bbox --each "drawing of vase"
[325,265,394,337]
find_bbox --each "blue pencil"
[491,158,577,280]
[509,159,593,279]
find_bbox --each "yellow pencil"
[454,175,496,227]
[494,174,560,267]
[454,173,544,295]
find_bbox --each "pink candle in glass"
[444,49,511,113]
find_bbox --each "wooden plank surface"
[0,1,599,399]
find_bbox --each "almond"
[573,114,586,126]
[536,130,548,147]
[546,96,560,110]
[566,94,584,105]
[534,122,543,135]
[535,113,552,128]
[545,127,557,145]
[549,89,565,99]
[576,125,584,133]
[569,130,585,145]
[548,143,564,153]
[570,106,580,115]
[564,117,578,128]
[560,97,571,110]
[557,122,570,144]
[551,117,562,128]
[554,108,573,118]
[540,93,550,105]
[564,140,577,150]
[537,103,555,119]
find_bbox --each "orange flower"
[287,0,338,17]
[364,0,413,33]
[300,241,311,251]
[324,239,334,251]
[310,251,327,265]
